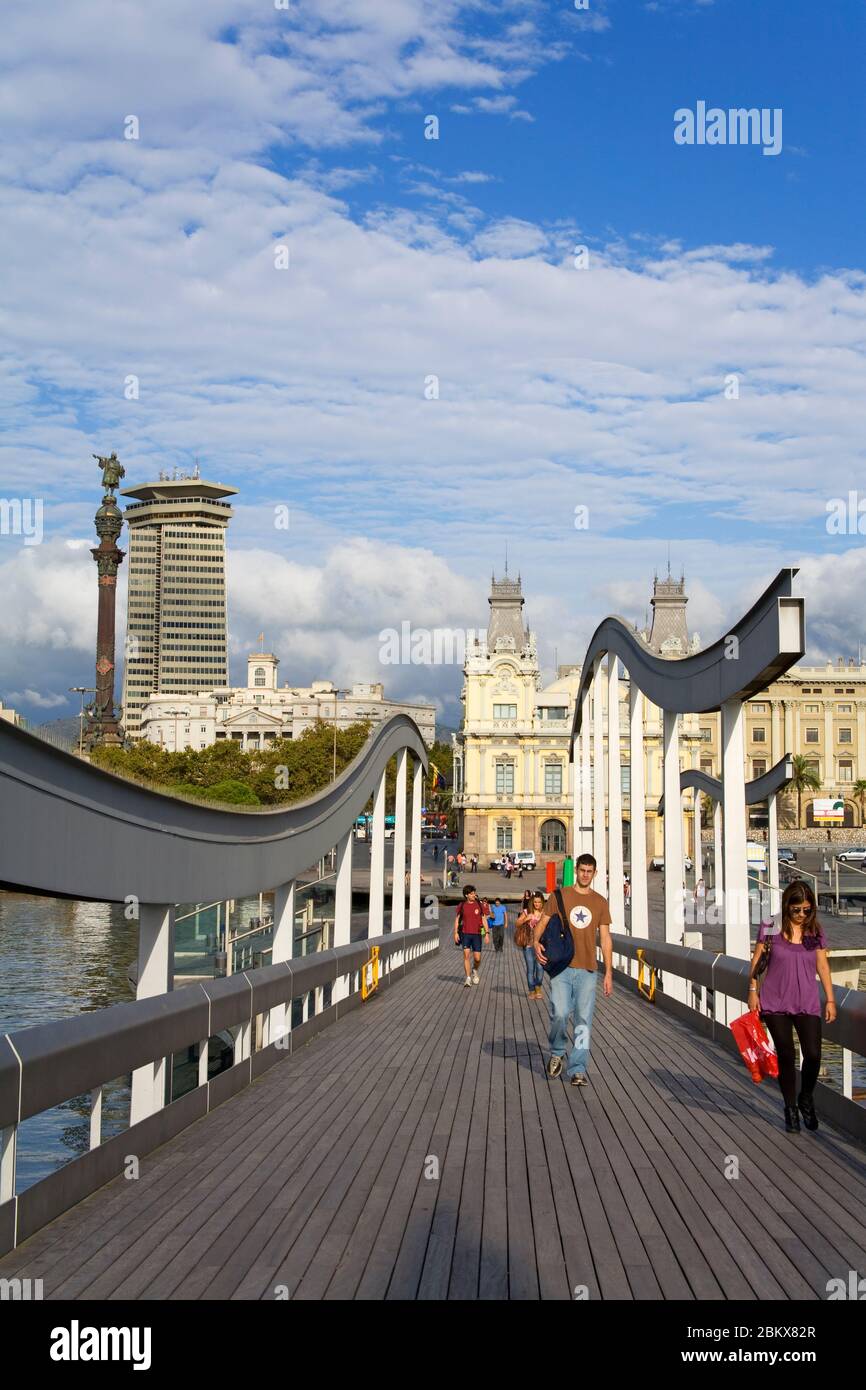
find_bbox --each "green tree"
[788,754,821,829]
[852,778,866,829]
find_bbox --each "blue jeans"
[548,968,597,1078]
[524,946,544,991]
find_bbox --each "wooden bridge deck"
[2,926,866,1300]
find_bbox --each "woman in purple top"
[748,880,837,1133]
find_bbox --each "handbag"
[753,933,773,979]
[730,1010,779,1084]
[514,914,534,949]
[539,889,574,978]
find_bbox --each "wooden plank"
[49,958,440,1298]
[501,943,542,1300]
[478,944,511,1300]
[601,993,859,1295]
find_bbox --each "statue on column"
[94,452,126,496]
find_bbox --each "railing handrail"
[0,924,439,1131]
[609,933,866,1058]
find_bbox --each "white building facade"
[139,652,436,752]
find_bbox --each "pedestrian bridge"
[1,565,865,1300]
[1,919,865,1300]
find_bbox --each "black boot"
[797,1093,819,1132]
[784,1104,801,1133]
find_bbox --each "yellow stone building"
[454,573,866,867]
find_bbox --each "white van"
[513,850,537,869]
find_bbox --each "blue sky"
[1,0,865,725]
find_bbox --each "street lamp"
[69,687,97,757]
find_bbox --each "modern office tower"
[119,474,236,739]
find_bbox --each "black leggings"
[761,1013,822,1107]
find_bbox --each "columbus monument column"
[85,452,126,749]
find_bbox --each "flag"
[429,763,446,790]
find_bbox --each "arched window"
[254,667,266,687]
[540,819,567,853]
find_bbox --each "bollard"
[562,856,574,887]
[545,860,556,893]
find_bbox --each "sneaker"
[471,969,480,985]
[547,1056,563,1079]
[463,976,472,987]
[570,1073,588,1087]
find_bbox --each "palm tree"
[788,754,821,829]
[853,778,866,831]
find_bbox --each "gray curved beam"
[656,753,793,814]
[569,569,804,757]
[0,715,427,905]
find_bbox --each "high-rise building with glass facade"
[120,476,236,740]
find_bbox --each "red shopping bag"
[730,1010,779,1084]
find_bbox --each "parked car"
[489,850,537,870]
[649,856,693,872]
[836,847,866,863]
[777,847,797,864]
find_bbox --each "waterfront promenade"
[1,918,865,1301]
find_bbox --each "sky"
[1,0,865,727]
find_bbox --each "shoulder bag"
[540,889,575,978]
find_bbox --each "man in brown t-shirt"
[533,853,613,1085]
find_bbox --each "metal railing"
[0,923,440,1255]
[608,934,866,1115]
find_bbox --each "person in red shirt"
[454,884,488,987]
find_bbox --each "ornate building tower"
[85,453,126,749]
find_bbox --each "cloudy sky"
[1,0,865,727]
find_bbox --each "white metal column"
[130,902,174,1125]
[333,830,353,1001]
[713,799,723,901]
[629,678,647,938]
[662,710,686,1001]
[768,791,780,915]
[391,748,408,936]
[607,656,624,926]
[592,661,607,894]
[722,697,750,1025]
[369,765,387,935]
[269,879,295,1046]
[694,788,703,887]
[409,757,423,930]
[580,686,592,854]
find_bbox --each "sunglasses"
[788,904,810,915]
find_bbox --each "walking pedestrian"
[454,884,488,987]
[694,877,706,925]
[533,853,613,1086]
[748,880,836,1132]
[506,856,513,880]
[515,890,546,998]
[488,898,508,952]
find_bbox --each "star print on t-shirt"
[570,904,593,930]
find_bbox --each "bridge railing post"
[391,749,408,965]
[332,829,354,1004]
[130,902,174,1126]
[592,660,607,894]
[0,1122,16,1205]
[721,697,750,1025]
[269,880,295,1048]
[662,710,687,1002]
[607,655,624,928]
[409,756,423,931]
[629,676,647,943]
[369,766,387,937]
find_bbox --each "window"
[540,706,568,720]
[544,763,563,795]
[753,760,767,777]
[496,825,513,851]
[752,727,766,742]
[805,728,819,743]
[200,725,207,732]
[838,704,852,713]
[495,762,514,795]
[839,727,852,743]
[805,758,820,776]
[700,759,713,774]
[493,703,517,720]
[839,760,853,782]
[540,819,567,853]
[751,703,767,714]
[834,687,844,694]
[804,704,819,713]
[254,667,266,687]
